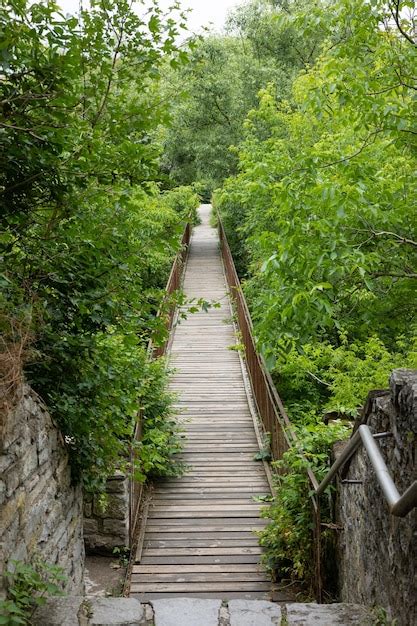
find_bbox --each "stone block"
[0,488,25,535]
[39,443,52,466]
[103,518,129,538]
[5,461,21,497]
[151,598,221,626]
[32,596,84,625]
[228,599,281,626]
[286,603,371,625]
[84,501,93,517]
[23,496,53,544]
[89,597,145,625]
[85,533,125,552]
[55,457,72,490]
[21,443,38,480]
[27,471,40,492]
[84,518,100,534]
[27,467,54,504]
[106,475,128,494]
[93,493,128,521]
[0,454,14,475]
[7,541,28,565]
[390,369,416,407]
[0,517,19,553]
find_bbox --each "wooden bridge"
[129,205,277,601]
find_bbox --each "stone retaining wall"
[0,385,84,596]
[83,472,130,554]
[336,369,417,626]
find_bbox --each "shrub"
[0,559,66,626]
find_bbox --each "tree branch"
[0,122,46,142]
[372,271,417,279]
[370,230,417,248]
[389,1,416,46]
[280,130,383,178]
[91,2,132,128]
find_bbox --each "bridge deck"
[130,205,272,600]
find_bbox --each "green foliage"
[260,420,349,588]
[276,335,417,422]
[162,0,318,190]
[1,1,193,489]
[215,0,417,591]
[372,606,398,626]
[132,358,185,484]
[0,0,187,221]
[112,546,130,568]
[161,185,200,224]
[217,1,417,354]
[0,559,66,625]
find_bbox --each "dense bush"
[260,420,349,587]
[0,0,196,490]
[215,0,417,589]
[161,185,201,224]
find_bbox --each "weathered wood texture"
[131,205,272,601]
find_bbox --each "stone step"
[33,596,372,626]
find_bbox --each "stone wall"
[336,369,417,626]
[83,472,130,554]
[0,385,84,596]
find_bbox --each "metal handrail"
[316,424,417,518]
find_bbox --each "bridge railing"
[217,215,323,600]
[129,220,191,545]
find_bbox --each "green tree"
[215,0,417,587]
[162,0,321,194]
[0,0,197,489]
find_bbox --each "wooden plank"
[156,478,268,485]
[147,511,265,519]
[130,582,270,593]
[145,533,258,548]
[132,564,263,574]
[149,500,260,513]
[131,573,267,583]
[177,471,264,476]
[143,547,262,557]
[176,451,253,462]
[153,488,268,495]
[131,592,270,600]
[143,539,260,549]
[152,493,267,500]
[139,555,263,565]
[144,523,266,532]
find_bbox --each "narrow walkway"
[130,205,272,600]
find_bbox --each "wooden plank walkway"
[130,204,272,601]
